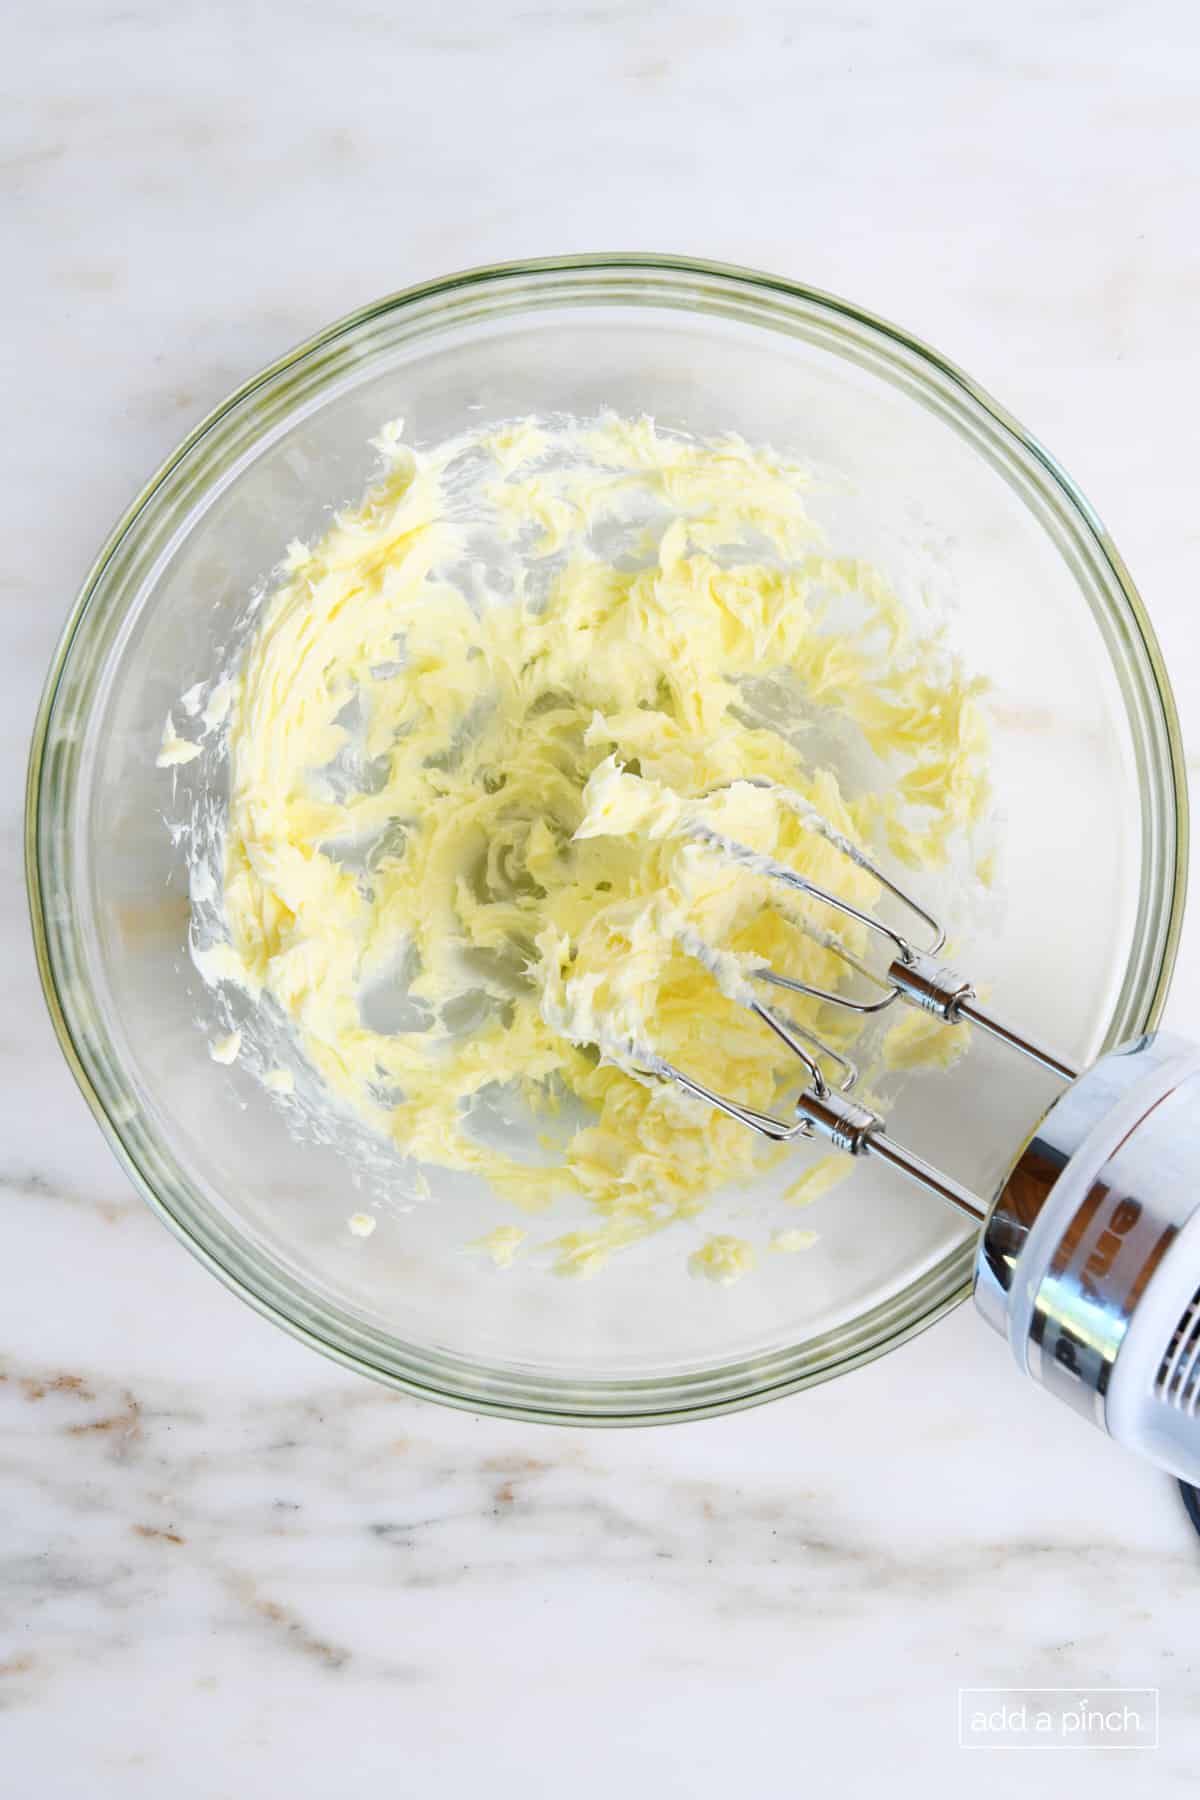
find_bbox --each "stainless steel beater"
[642,783,1200,1484]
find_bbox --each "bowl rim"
[25,251,1190,1424]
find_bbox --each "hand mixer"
[626,779,1200,1487]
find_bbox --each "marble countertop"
[6,2,1199,1792]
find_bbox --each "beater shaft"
[796,1085,989,1222]
[865,1134,989,1223]
[953,996,1077,1083]
[886,949,1077,1082]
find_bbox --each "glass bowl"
[27,255,1187,1422]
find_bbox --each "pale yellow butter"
[469,1225,527,1269]
[157,714,202,767]
[194,415,988,1273]
[689,1234,756,1285]
[770,1227,820,1254]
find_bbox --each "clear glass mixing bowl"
[27,256,1187,1422]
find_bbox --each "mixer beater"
[622,779,1200,1485]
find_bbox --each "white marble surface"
[6,2,1200,1792]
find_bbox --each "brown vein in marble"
[0,1168,139,1223]
[2,1349,1197,1718]
[226,1575,351,1671]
